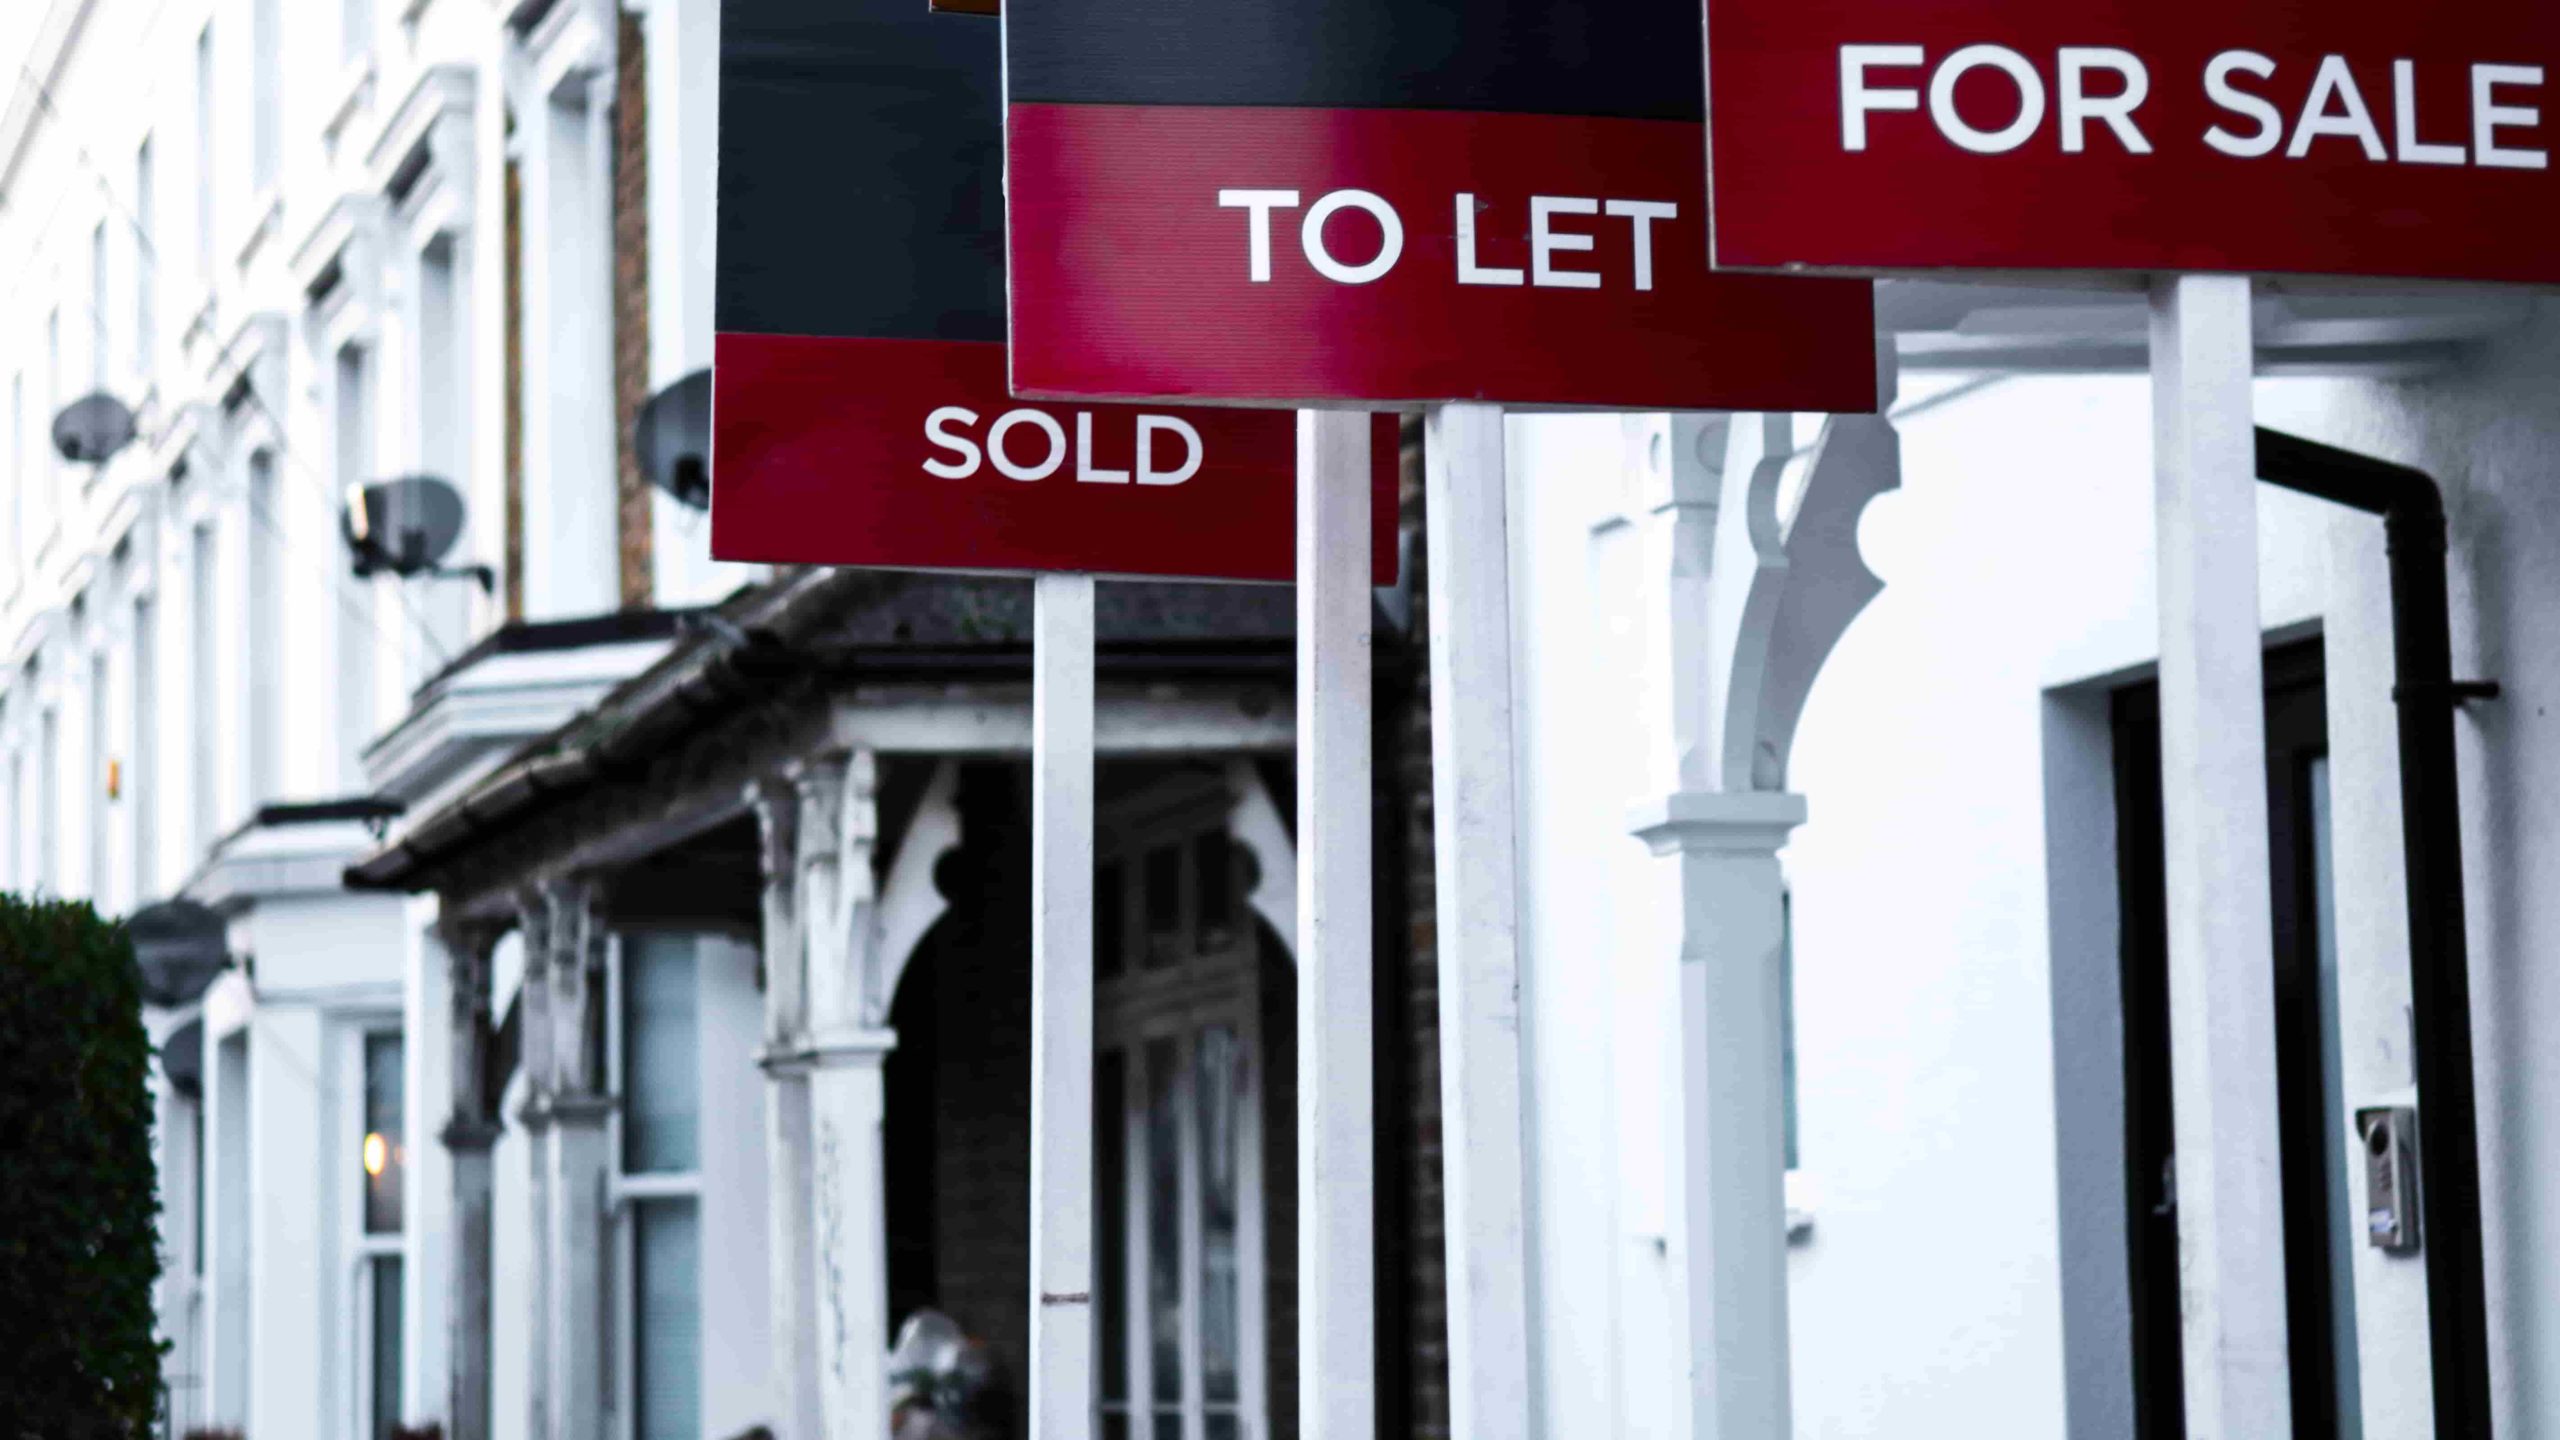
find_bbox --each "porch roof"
[344,564,1323,902]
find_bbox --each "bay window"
[353,1027,406,1440]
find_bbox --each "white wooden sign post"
[2148,274,2293,1435]
[1420,403,1536,1440]
[1296,409,1380,1440]
[1029,572,1098,1440]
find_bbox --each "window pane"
[1146,1038,1182,1403]
[1196,1026,1241,1404]
[635,1199,702,1440]
[1097,1048,1128,1403]
[1144,846,1181,968]
[1194,832,1235,951]
[1206,1414,1242,1440]
[622,934,700,1173]
[1098,862,1126,977]
[362,1032,404,1234]
[1153,1412,1182,1440]
[1101,1413,1129,1440]
[369,1255,403,1440]
[2308,757,2364,1430]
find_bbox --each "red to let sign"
[1703,0,2560,284]
[1005,0,1878,414]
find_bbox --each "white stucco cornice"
[521,0,615,102]
[367,63,478,195]
[0,0,96,204]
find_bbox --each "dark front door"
[2112,638,2361,1439]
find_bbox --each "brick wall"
[1390,417,1452,1440]
[611,13,655,608]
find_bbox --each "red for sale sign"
[1703,0,2560,282]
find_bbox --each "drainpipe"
[2254,426,2498,1439]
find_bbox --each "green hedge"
[0,895,164,1438]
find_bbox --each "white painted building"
[5,4,2558,1440]
[0,0,734,1436]
[1504,286,2554,1439]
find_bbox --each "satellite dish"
[636,368,711,510]
[128,898,230,1007]
[344,475,471,578]
[54,392,138,464]
[162,1018,206,1097]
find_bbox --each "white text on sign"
[1216,189,1681,289]
[1839,46,2548,167]
[924,406,1205,485]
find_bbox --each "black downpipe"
[2254,426,2497,1439]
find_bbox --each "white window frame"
[340,1017,409,1440]
[1094,809,1271,1440]
[606,928,704,1440]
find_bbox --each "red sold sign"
[1703,0,2559,283]
[710,0,1395,580]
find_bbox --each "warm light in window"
[363,1131,388,1177]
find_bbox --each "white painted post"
[1633,794,1802,1440]
[544,884,612,1440]
[1297,409,1378,1440]
[1623,409,1800,1440]
[809,1039,896,1440]
[2149,272,2293,1438]
[514,893,557,1440]
[439,920,504,1440]
[1029,573,1097,1440]
[749,777,824,1440]
[797,749,897,1440]
[1421,402,1534,1440]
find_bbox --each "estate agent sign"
[1702,0,2559,282]
[711,0,1394,579]
[1003,0,1878,412]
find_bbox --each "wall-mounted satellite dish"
[636,368,711,510]
[54,392,138,464]
[128,898,231,1008]
[344,474,493,590]
[162,1017,206,1096]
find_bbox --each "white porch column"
[1422,402,1535,1440]
[808,1034,896,1440]
[2149,274,2292,1438]
[513,890,558,1440]
[438,917,507,1440]
[1633,795,1803,1440]
[1618,367,1903,1440]
[752,776,825,1440]
[541,880,615,1440]
[792,749,895,1440]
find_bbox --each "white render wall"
[1512,299,2557,1437]
[0,2,742,1437]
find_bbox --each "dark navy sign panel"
[1703,0,2560,282]
[1005,0,1706,119]
[711,0,1396,580]
[1001,0,1878,413]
